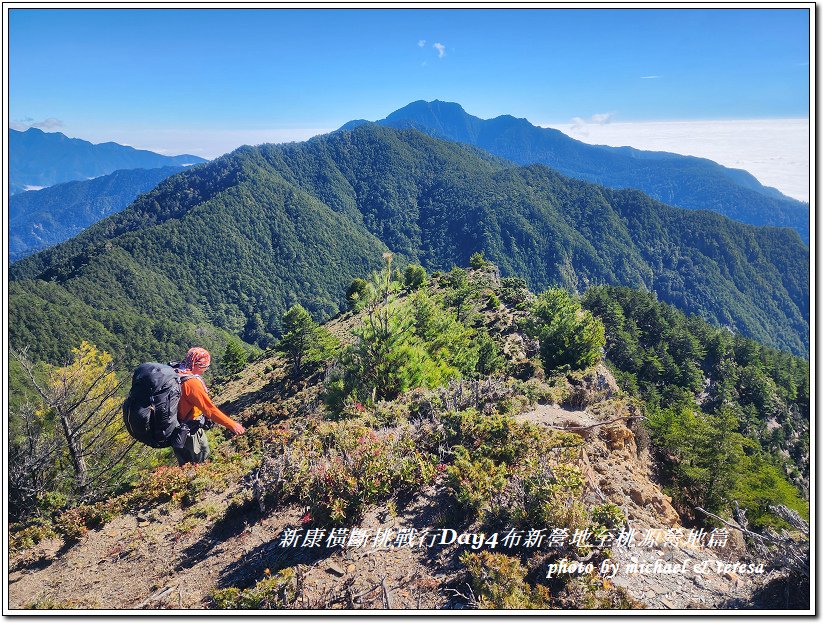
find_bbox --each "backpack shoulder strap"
[177,371,207,393]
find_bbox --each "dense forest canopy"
[10,125,809,369]
[352,100,810,242]
[9,166,186,261]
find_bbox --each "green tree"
[279,305,338,377]
[646,405,745,514]
[475,332,505,376]
[332,263,476,407]
[344,303,427,403]
[222,339,249,375]
[346,278,370,310]
[499,277,529,305]
[403,264,428,290]
[731,450,809,529]
[409,290,478,376]
[526,288,605,373]
[469,251,488,269]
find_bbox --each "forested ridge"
[582,286,809,519]
[9,166,187,261]
[10,124,809,368]
[351,100,810,242]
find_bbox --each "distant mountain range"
[9,127,206,194]
[341,101,809,243]
[10,124,809,366]
[9,166,187,261]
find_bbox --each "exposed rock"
[565,364,621,409]
[651,494,681,527]
[603,425,635,452]
[711,526,748,560]
[629,488,647,506]
[509,358,539,381]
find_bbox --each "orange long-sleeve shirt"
[177,375,239,430]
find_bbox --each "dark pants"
[173,428,210,465]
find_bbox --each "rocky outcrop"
[564,364,621,409]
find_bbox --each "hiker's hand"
[230,422,246,436]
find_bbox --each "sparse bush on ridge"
[10,458,246,550]
[253,419,438,525]
[212,568,298,609]
[461,551,553,609]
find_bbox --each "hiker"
[174,347,246,465]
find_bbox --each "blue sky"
[9,7,810,160]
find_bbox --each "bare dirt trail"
[514,403,613,431]
[8,486,462,610]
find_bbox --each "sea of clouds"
[544,119,810,203]
[70,118,810,204]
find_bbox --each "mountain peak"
[339,100,808,242]
[338,119,372,131]
[386,100,469,121]
[381,100,480,142]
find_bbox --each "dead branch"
[543,414,647,432]
[135,585,175,608]
[446,583,478,609]
[695,506,785,545]
[696,505,809,580]
[381,576,394,609]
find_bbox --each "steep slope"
[346,100,809,242]
[9,128,206,193]
[10,166,186,261]
[6,372,760,610]
[8,267,807,610]
[8,275,247,368]
[10,125,809,361]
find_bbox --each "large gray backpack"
[122,363,195,448]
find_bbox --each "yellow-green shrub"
[269,421,437,524]
[446,446,509,516]
[461,551,553,609]
[212,568,297,609]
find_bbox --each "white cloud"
[570,113,613,134]
[433,42,446,58]
[590,112,613,124]
[33,117,65,130]
[541,118,810,202]
[418,39,426,47]
[640,75,660,79]
[10,117,34,130]
[11,116,65,131]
